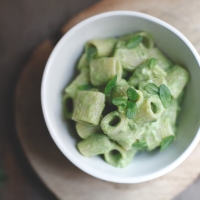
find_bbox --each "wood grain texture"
[15,0,200,200]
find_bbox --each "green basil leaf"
[144,83,159,95]
[126,108,137,119]
[159,84,171,108]
[148,58,158,68]
[132,141,147,148]
[86,45,97,62]
[127,100,135,109]
[126,101,137,119]
[78,84,93,91]
[126,35,143,49]
[127,88,139,102]
[104,75,117,95]
[112,97,127,107]
[160,135,175,151]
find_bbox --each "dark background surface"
[0,0,98,199]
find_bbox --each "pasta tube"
[149,48,172,70]
[77,53,89,71]
[133,96,164,125]
[145,118,175,151]
[78,133,113,157]
[104,143,137,168]
[114,41,148,71]
[76,122,100,139]
[86,38,117,58]
[166,65,189,98]
[101,111,136,150]
[128,59,167,88]
[162,99,180,126]
[90,57,122,86]
[65,68,90,98]
[72,91,105,125]
[135,90,144,106]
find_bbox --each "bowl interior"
[42,12,200,183]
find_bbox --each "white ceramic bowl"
[41,11,200,183]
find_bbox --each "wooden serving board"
[15,0,200,199]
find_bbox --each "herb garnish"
[78,84,93,91]
[112,97,127,108]
[104,75,117,95]
[111,87,139,119]
[144,83,159,95]
[159,84,171,109]
[132,140,147,148]
[160,135,175,151]
[144,83,171,108]
[86,45,97,62]
[127,88,139,102]
[148,58,157,68]
[126,35,143,49]
[126,101,137,119]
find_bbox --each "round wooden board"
[15,0,200,199]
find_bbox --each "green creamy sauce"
[63,31,189,168]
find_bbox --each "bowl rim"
[41,10,200,183]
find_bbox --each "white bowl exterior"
[41,11,200,183]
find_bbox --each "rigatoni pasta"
[133,96,164,124]
[149,47,172,70]
[104,143,138,168]
[76,122,100,139]
[101,111,136,150]
[62,31,189,168]
[86,38,117,58]
[114,41,148,71]
[166,65,189,98]
[78,133,113,157]
[90,57,122,86]
[77,53,88,71]
[72,91,105,125]
[65,68,90,98]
